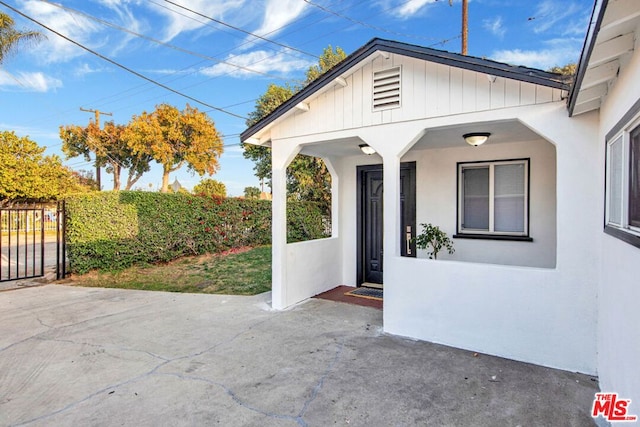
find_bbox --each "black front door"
[357,163,416,286]
[362,168,384,284]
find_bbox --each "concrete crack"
[171,315,277,363]
[296,338,346,426]
[8,314,280,426]
[36,317,53,329]
[32,336,170,362]
[0,304,155,354]
[10,359,172,427]
[158,372,300,423]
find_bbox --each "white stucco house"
[241,0,638,414]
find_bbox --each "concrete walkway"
[0,286,598,426]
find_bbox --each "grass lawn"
[67,246,271,295]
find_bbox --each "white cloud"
[101,2,146,55]
[375,0,438,19]
[74,63,104,77]
[148,0,246,42]
[200,50,312,78]
[0,70,62,92]
[143,68,197,75]
[483,16,506,38]
[530,0,582,34]
[222,145,244,157]
[395,0,435,19]
[0,123,60,141]
[250,0,308,38]
[20,0,102,63]
[491,38,583,70]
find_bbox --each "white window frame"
[457,159,530,237]
[605,116,640,236]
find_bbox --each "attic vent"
[373,66,401,110]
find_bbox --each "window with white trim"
[457,159,529,237]
[606,121,640,238]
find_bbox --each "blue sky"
[0,0,594,195]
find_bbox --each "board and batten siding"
[271,54,566,140]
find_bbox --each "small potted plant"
[414,223,455,259]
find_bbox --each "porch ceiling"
[297,120,543,159]
[299,137,367,158]
[411,120,543,150]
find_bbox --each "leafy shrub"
[286,201,329,243]
[414,223,455,260]
[65,191,328,273]
[193,178,226,197]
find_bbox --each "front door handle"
[405,225,412,255]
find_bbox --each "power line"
[302,0,446,41]
[0,1,247,120]
[2,0,337,129]
[161,0,318,59]
[39,0,291,82]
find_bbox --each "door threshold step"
[361,282,383,289]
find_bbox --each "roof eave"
[241,38,571,141]
[568,0,609,117]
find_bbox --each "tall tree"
[549,63,577,76]
[60,120,152,191]
[243,83,295,187]
[242,45,346,205]
[124,103,223,193]
[0,12,43,65]
[244,186,260,199]
[193,178,226,198]
[305,45,347,83]
[0,131,89,203]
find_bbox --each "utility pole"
[461,0,468,55]
[448,0,468,55]
[80,107,112,191]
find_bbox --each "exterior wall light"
[463,132,491,146]
[359,143,376,155]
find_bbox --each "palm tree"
[0,12,44,65]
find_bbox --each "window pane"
[630,127,640,227]
[494,163,525,232]
[609,136,624,225]
[463,167,489,230]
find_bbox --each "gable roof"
[240,37,570,142]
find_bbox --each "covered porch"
[269,102,600,373]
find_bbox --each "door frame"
[356,162,416,287]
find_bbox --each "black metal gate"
[56,201,67,280]
[0,202,66,282]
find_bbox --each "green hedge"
[65,191,329,273]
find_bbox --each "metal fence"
[0,207,57,233]
[0,206,46,282]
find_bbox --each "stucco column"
[271,141,301,310]
[322,156,340,237]
[382,155,401,262]
[359,124,422,264]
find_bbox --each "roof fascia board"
[377,42,569,90]
[568,0,609,117]
[240,42,380,142]
[241,38,571,141]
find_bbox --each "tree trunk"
[161,167,170,193]
[112,164,121,191]
[125,170,143,190]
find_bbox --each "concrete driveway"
[0,286,598,426]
